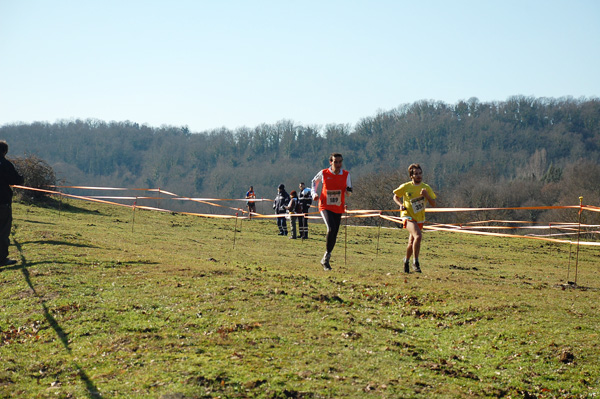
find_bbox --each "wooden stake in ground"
[567,196,584,285]
[131,197,137,233]
[574,196,584,285]
[233,213,239,249]
[376,212,382,258]
[567,242,573,283]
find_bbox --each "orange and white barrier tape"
[12,184,600,244]
[425,224,600,246]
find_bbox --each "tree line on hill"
[2,95,599,226]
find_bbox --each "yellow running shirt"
[393,182,436,223]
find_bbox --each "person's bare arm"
[420,189,436,207]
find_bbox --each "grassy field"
[1,200,599,398]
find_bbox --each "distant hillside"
[2,96,599,219]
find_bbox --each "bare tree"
[12,154,57,202]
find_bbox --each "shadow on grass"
[17,197,107,216]
[17,219,56,225]
[13,238,104,399]
[2,259,83,271]
[19,239,100,248]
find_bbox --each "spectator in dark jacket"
[0,141,24,266]
[298,182,313,239]
[272,184,290,236]
[285,190,300,239]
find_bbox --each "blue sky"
[1,0,598,132]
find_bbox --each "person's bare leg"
[406,221,422,272]
[405,234,414,260]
